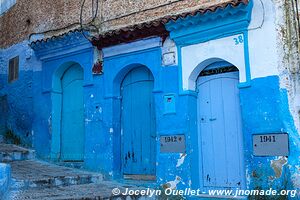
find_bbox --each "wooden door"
[61,65,84,161]
[197,71,244,188]
[121,67,156,175]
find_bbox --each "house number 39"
[233,35,244,45]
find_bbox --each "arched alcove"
[112,64,157,179]
[51,62,85,161]
[188,58,244,91]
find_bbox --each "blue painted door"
[61,65,84,161]
[121,67,156,175]
[197,71,244,189]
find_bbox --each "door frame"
[119,66,157,180]
[51,62,85,161]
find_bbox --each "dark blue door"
[121,67,156,175]
[61,64,84,161]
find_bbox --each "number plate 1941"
[253,133,289,156]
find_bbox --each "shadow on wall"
[0,71,34,147]
[2,129,21,145]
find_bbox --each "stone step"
[6,182,156,200]
[8,160,103,189]
[55,161,85,169]
[0,144,35,162]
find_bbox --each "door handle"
[209,118,217,121]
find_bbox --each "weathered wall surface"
[165,0,300,196]
[0,0,240,48]
[1,0,300,196]
[274,0,300,129]
[0,42,41,147]
[0,0,94,48]
[97,0,236,32]
[272,0,300,190]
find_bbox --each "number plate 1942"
[160,135,186,153]
[253,133,289,156]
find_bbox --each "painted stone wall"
[239,76,299,193]
[0,41,41,147]
[272,0,300,191]
[0,163,11,198]
[165,0,300,196]
[0,0,300,197]
[29,33,95,160]
[99,37,194,185]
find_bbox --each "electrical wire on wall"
[28,0,99,43]
[28,0,189,43]
[80,0,99,42]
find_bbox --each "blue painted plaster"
[183,75,300,198]
[0,163,11,198]
[165,1,253,46]
[166,1,253,95]
[27,39,300,196]
[96,40,198,187]
[1,13,300,199]
[32,33,96,162]
[0,41,40,147]
[164,2,255,192]
[239,76,300,194]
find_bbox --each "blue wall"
[239,76,300,192]
[163,0,300,195]
[1,5,300,196]
[0,41,40,147]
[98,45,193,184]
[0,163,11,198]
[31,36,95,160]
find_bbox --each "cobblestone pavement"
[9,160,103,188]
[0,144,156,200]
[4,159,157,200]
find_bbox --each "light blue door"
[121,67,156,175]
[61,65,84,161]
[197,71,244,189]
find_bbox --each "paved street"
[1,144,155,200]
[6,182,148,200]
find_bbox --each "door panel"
[121,67,156,175]
[61,65,84,161]
[197,72,244,188]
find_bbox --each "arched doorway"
[196,62,244,189]
[121,67,156,178]
[60,64,84,161]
